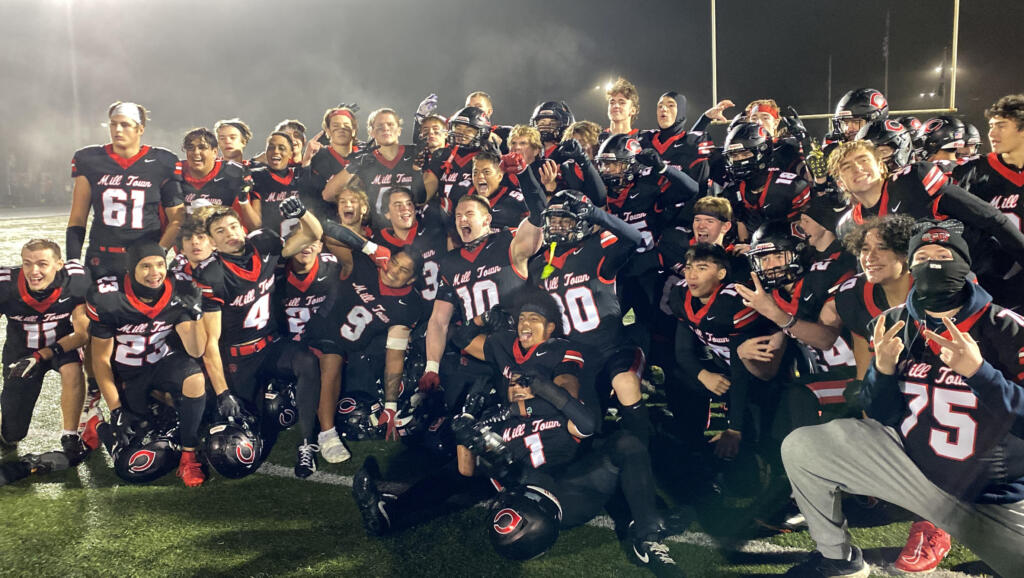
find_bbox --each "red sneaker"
[893,521,951,573]
[176,451,206,488]
[81,415,102,451]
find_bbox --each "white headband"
[109,102,143,126]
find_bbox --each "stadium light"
[934,66,943,73]
[603,81,614,92]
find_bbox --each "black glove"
[337,101,360,114]
[635,148,667,173]
[461,392,490,420]
[5,353,42,381]
[172,276,203,321]
[556,138,588,165]
[780,106,808,142]
[567,192,596,223]
[346,146,378,175]
[110,406,139,446]
[22,451,70,475]
[521,372,570,409]
[217,391,244,419]
[279,196,306,219]
[480,305,514,334]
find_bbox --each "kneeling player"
[1,240,91,462]
[87,244,207,486]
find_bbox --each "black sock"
[178,394,206,449]
[619,401,651,445]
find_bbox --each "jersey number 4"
[101,188,146,229]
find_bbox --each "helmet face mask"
[724,122,771,180]
[596,134,642,189]
[747,221,806,290]
[542,192,591,245]
[447,106,492,150]
[530,101,575,142]
[833,88,889,141]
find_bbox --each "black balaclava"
[907,224,972,313]
[127,242,168,301]
[658,91,687,136]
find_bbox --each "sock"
[178,394,206,449]
[619,401,651,445]
[61,429,79,438]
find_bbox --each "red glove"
[379,405,399,441]
[418,371,440,392]
[500,152,527,175]
[364,242,391,270]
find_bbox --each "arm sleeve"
[518,166,547,227]
[658,166,701,207]
[935,186,1024,266]
[576,160,607,207]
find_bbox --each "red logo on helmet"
[757,125,768,139]
[625,139,643,155]
[279,409,296,427]
[923,118,945,134]
[128,449,156,472]
[921,228,951,243]
[493,508,523,535]
[870,92,887,110]
[885,120,904,132]
[338,397,357,414]
[236,440,256,465]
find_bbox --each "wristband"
[425,360,440,374]
[780,314,797,330]
[49,343,66,359]
[385,402,398,412]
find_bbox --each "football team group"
[2,81,1024,576]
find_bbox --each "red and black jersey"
[437,229,528,322]
[669,281,768,365]
[373,204,449,301]
[723,169,811,232]
[193,228,283,347]
[250,165,325,239]
[772,254,857,374]
[528,231,635,347]
[71,144,183,249]
[836,162,957,238]
[494,411,581,478]
[348,146,422,214]
[833,273,905,339]
[86,275,191,377]
[178,159,252,214]
[426,144,478,212]
[466,178,529,232]
[640,128,714,206]
[308,254,422,353]
[868,286,1024,499]
[309,144,359,187]
[483,330,591,417]
[0,261,90,356]
[953,152,1024,303]
[278,252,340,341]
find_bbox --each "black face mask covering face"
[910,255,971,312]
[130,277,166,301]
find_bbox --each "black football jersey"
[528,231,635,347]
[193,229,283,347]
[250,165,326,239]
[278,252,340,341]
[669,281,770,364]
[427,145,478,212]
[71,144,183,248]
[495,410,581,478]
[309,145,358,188]
[723,168,811,232]
[833,273,901,339]
[0,261,90,355]
[466,179,529,232]
[483,329,593,414]
[308,254,422,353]
[348,146,423,214]
[437,229,528,322]
[179,159,252,213]
[86,276,191,377]
[640,128,714,201]
[836,162,956,239]
[373,204,449,302]
[871,298,1024,499]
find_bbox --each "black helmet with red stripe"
[448,106,492,150]
[833,88,889,141]
[530,101,575,143]
[488,485,562,560]
[917,116,966,157]
[856,119,913,170]
[595,133,643,189]
[724,121,772,180]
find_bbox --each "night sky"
[1,0,1021,190]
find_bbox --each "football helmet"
[203,416,263,479]
[856,119,913,170]
[542,190,592,245]
[336,391,383,441]
[448,106,491,150]
[723,121,772,180]
[112,421,181,484]
[595,133,643,189]
[262,379,297,432]
[917,116,966,157]
[530,101,575,143]
[963,122,982,147]
[747,220,806,290]
[832,88,888,139]
[489,485,563,560]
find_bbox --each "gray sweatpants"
[781,418,1024,577]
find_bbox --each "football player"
[639,91,713,196]
[420,154,546,409]
[323,108,423,217]
[465,91,511,151]
[86,243,207,486]
[782,222,1024,578]
[178,128,258,229]
[829,88,889,146]
[916,116,966,174]
[214,118,254,165]
[193,199,325,478]
[1,240,91,463]
[422,106,492,212]
[373,187,449,302]
[67,101,185,280]
[854,119,914,173]
[467,150,528,231]
[528,190,650,440]
[563,120,602,160]
[506,125,543,168]
[530,100,576,156]
[953,94,1024,310]
[957,122,982,161]
[601,77,641,141]
[250,131,329,239]
[309,107,361,191]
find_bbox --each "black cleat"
[294,440,319,479]
[352,456,391,536]
[784,546,870,577]
[24,451,71,475]
[60,433,89,466]
[631,522,684,577]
